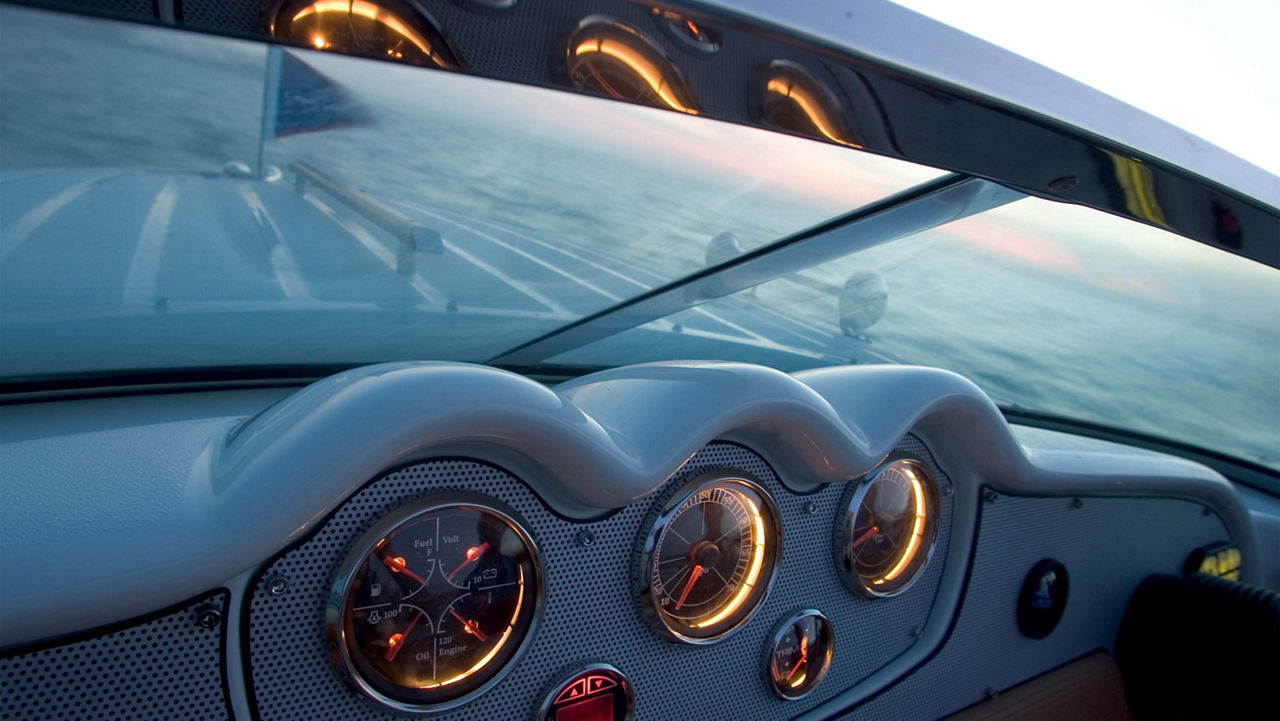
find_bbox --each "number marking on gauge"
[328,495,543,712]
[639,473,780,644]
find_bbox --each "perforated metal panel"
[248,438,953,720]
[0,592,230,721]
[840,494,1228,720]
[38,0,155,21]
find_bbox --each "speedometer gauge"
[636,471,781,644]
[836,456,939,598]
[326,493,542,713]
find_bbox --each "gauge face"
[327,494,542,712]
[760,59,857,148]
[269,0,460,69]
[638,472,780,643]
[766,610,834,700]
[836,457,939,598]
[563,17,699,114]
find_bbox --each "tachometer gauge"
[326,493,542,712]
[765,610,834,700]
[836,456,939,598]
[636,471,781,644]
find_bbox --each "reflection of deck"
[0,168,891,377]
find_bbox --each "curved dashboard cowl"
[248,440,955,721]
[0,361,1262,650]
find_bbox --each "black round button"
[1017,559,1069,639]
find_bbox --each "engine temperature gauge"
[636,471,781,644]
[766,610,834,700]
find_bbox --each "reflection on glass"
[268,0,460,68]
[761,60,859,148]
[550,197,1279,471]
[564,17,699,114]
[0,5,935,381]
[653,8,720,54]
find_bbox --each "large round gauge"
[563,16,699,114]
[637,471,781,644]
[836,456,939,598]
[326,493,542,713]
[266,0,461,69]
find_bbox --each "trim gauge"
[765,609,834,700]
[635,470,782,644]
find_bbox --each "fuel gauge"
[765,610,833,700]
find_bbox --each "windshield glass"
[552,197,1280,470]
[2,7,1277,472]
[0,6,935,372]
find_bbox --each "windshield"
[2,6,1277,472]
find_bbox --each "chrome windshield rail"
[489,174,1025,367]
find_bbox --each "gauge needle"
[784,635,809,682]
[852,525,880,549]
[384,610,423,662]
[382,555,428,586]
[449,608,487,642]
[675,564,703,610]
[445,542,490,581]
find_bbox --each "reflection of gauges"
[836,456,939,597]
[765,610,834,700]
[326,493,542,712]
[653,8,720,53]
[564,16,699,114]
[267,0,461,69]
[637,471,781,644]
[760,59,859,147]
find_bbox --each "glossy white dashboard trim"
[0,361,1261,653]
[691,0,1279,208]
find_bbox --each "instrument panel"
[0,362,1259,721]
[248,439,955,721]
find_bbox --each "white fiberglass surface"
[553,198,1280,471]
[0,6,935,375]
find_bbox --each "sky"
[892,0,1280,178]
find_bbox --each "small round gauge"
[765,610,834,700]
[326,493,542,712]
[836,456,939,598]
[637,471,781,644]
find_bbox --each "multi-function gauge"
[326,493,542,712]
[636,471,781,644]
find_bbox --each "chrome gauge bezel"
[835,454,940,599]
[324,491,545,714]
[535,663,636,721]
[634,469,782,645]
[763,608,835,700]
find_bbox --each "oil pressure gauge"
[326,492,543,712]
[636,471,781,644]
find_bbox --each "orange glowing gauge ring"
[563,16,700,114]
[265,0,462,69]
[759,59,860,148]
[325,492,543,713]
[636,470,782,644]
[836,456,940,598]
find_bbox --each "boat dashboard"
[1,361,1274,720]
